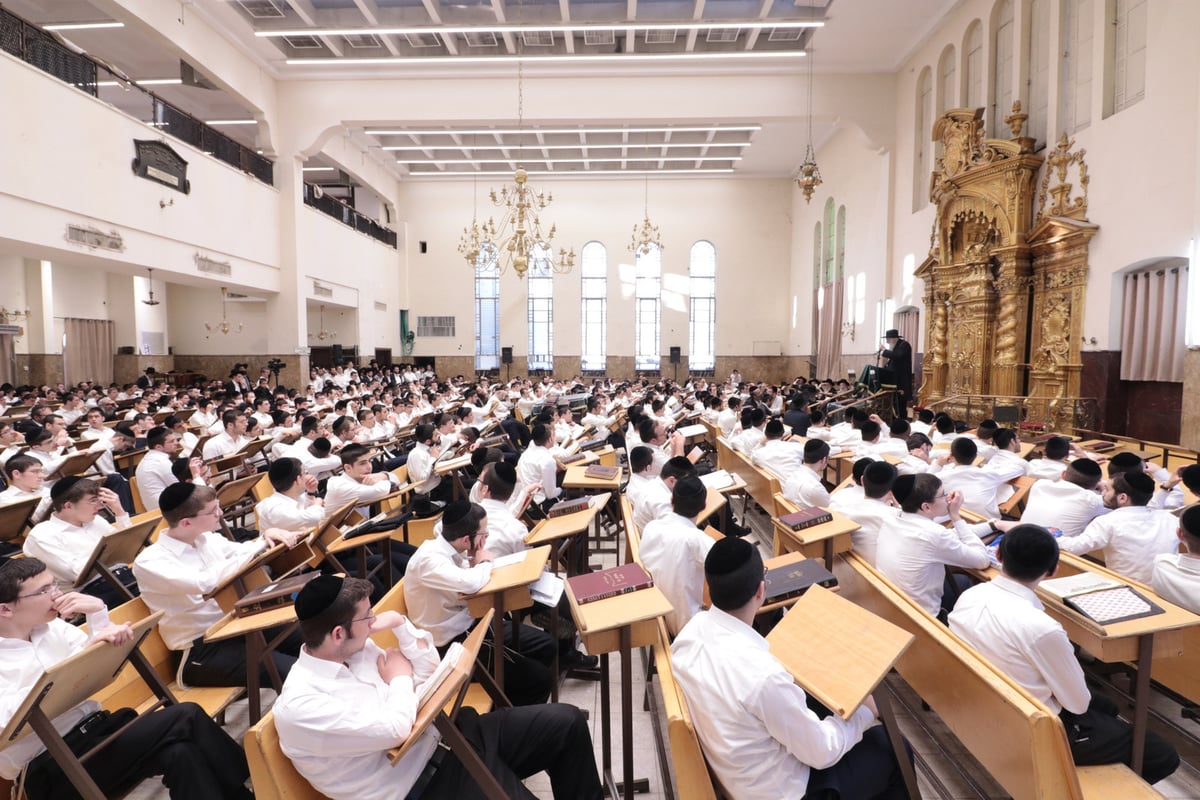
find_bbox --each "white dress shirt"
[895,454,935,476]
[1147,465,1186,510]
[937,458,1025,519]
[282,439,342,480]
[134,449,175,511]
[0,485,52,526]
[733,427,766,457]
[516,444,561,505]
[632,478,672,533]
[671,608,877,800]
[949,575,1090,714]
[826,495,893,567]
[257,492,324,531]
[1059,505,1180,584]
[1019,479,1109,538]
[406,442,441,495]
[324,475,395,522]
[479,497,530,558]
[402,535,492,647]
[1151,553,1200,614]
[782,465,830,508]
[274,623,441,800]
[1026,458,1068,481]
[752,439,804,482]
[716,409,739,439]
[133,531,269,650]
[24,512,130,585]
[624,472,656,514]
[201,431,247,461]
[0,613,112,779]
[639,512,715,635]
[875,511,990,616]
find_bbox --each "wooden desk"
[771,510,860,567]
[463,545,551,688]
[562,465,621,492]
[434,454,473,500]
[204,604,298,724]
[567,583,672,800]
[526,503,604,576]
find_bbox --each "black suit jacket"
[881,339,914,397]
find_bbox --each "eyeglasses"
[193,503,222,519]
[17,583,60,600]
[350,611,376,625]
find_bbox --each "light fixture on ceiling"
[630,136,663,256]
[463,59,573,279]
[311,304,337,341]
[259,20,823,38]
[795,34,823,204]
[44,21,125,31]
[288,51,806,66]
[204,287,243,335]
[142,268,160,306]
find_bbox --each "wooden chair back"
[244,712,330,800]
[653,619,720,800]
[129,474,147,515]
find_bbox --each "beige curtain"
[1120,266,1187,382]
[0,335,13,386]
[816,279,844,379]
[895,307,920,348]
[63,318,114,387]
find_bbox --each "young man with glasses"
[0,558,254,800]
[132,483,302,687]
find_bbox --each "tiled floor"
[127,503,1200,799]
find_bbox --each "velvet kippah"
[1122,470,1155,495]
[1181,505,1200,536]
[890,474,917,505]
[1108,452,1143,472]
[49,475,86,502]
[672,475,706,502]
[442,499,472,527]
[704,536,755,576]
[158,482,197,514]
[294,574,344,621]
[493,461,517,485]
[269,458,301,485]
[1070,458,1102,478]
[863,461,897,484]
[764,419,784,437]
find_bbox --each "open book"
[416,642,464,706]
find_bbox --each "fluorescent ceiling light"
[205,119,257,125]
[414,168,737,177]
[381,142,752,151]
[260,20,821,37]
[96,78,183,87]
[44,21,124,31]
[369,125,761,136]
[397,156,742,165]
[302,166,336,172]
[288,51,803,66]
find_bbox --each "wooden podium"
[766,584,921,799]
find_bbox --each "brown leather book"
[778,506,834,531]
[547,497,591,518]
[584,464,619,480]
[233,571,320,617]
[568,563,654,604]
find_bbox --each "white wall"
[166,284,269,355]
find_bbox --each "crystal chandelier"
[461,59,573,278]
[204,287,243,335]
[795,38,823,204]
[629,149,663,255]
[312,304,337,341]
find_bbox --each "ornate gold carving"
[1037,133,1090,222]
[1005,101,1027,139]
[1031,292,1072,371]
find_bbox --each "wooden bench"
[245,712,330,800]
[652,618,722,800]
[714,436,780,515]
[833,551,1161,799]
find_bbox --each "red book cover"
[779,506,834,531]
[547,497,591,517]
[568,564,654,604]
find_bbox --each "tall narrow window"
[474,244,500,371]
[1026,0,1051,147]
[1111,0,1146,114]
[580,242,607,373]
[914,67,934,211]
[811,221,822,360]
[938,45,958,115]
[964,21,985,108]
[527,246,554,372]
[1060,0,1094,133]
[634,244,661,372]
[991,0,1015,138]
[689,241,716,373]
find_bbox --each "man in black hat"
[273,574,603,800]
[878,329,913,418]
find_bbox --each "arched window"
[1109,0,1146,115]
[634,244,661,372]
[938,45,958,114]
[474,244,500,371]
[811,221,822,360]
[1059,0,1094,133]
[527,245,554,372]
[914,67,933,211]
[1026,0,1051,147]
[824,198,836,283]
[963,20,985,108]
[579,241,607,372]
[689,241,716,373]
[991,0,1015,138]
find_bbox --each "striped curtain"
[63,318,114,387]
[1120,265,1187,382]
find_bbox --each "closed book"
[559,452,587,465]
[1087,441,1116,452]
[779,506,834,531]
[584,464,619,480]
[579,436,610,452]
[568,564,654,604]
[764,560,838,604]
[547,497,591,518]
[233,571,319,617]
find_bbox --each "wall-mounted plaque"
[132,139,191,194]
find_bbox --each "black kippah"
[891,474,917,505]
[294,574,344,621]
[1123,470,1155,495]
[1070,458,1101,478]
[673,475,706,502]
[159,482,197,514]
[765,419,784,437]
[269,458,301,484]
[1108,452,1142,472]
[1181,505,1200,536]
[704,536,754,576]
[493,461,517,484]
[49,475,86,502]
[443,499,472,526]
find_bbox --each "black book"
[763,559,838,604]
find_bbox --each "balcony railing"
[303,184,398,249]
[0,6,273,186]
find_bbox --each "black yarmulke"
[294,574,344,621]
[158,481,197,513]
[443,499,472,526]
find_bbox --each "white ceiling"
[5,0,960,179]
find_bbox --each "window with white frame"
[689,241,716,373]
[964,20,985,109]
[474,244,500,371]
[938,45,957,115]
[580,241,607,372]
[991,0,1015,138]
[1026,0,1051,147]
[1060,0,1094,133]
[915,67,933,211]
[634,244,662,371]
[1110,0,1146,115]
[527,245,554,372]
